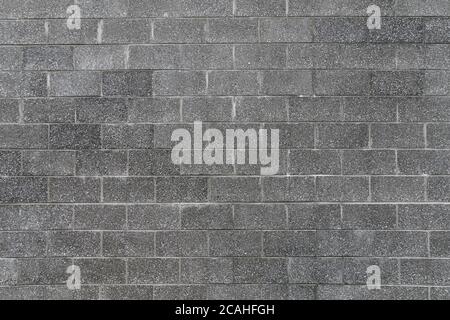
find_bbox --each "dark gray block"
[0,151,22,176]
[0,205,73,231]
[234,204,286,230]
[262,177,315,202]
[0,21,46,44]
[234,258,288,283]
[235,0,286,16]
[428,177,450,202]
[128,258,179,284]
[181,45,233,69]
[72,258,126,284]
[100,286,153,300]
[342,150,396,175]
[155,231,208,257]
[208,71,259,95]
[317,231,428,257]
[23,151,75,176]
[0,99,19,122]
[371,124,424,149]
[401,259,450,285]
[156,177,208,203]
[342,205,397,230]
[154,285,207,300]
[16,258,70,285]
[102,124,153,149]
[181,258,233,284]
[317,285,427,300]
[128,45,182,69]
[0,72,47,97]
[74,205,126,230]
[74,46,126,70]
[209,231,262,257]
[399,97,450,122]
[210,177,261,202]
[153,71,206,95]
[49,177,101,203]
[23,46,73,71]
[0,178,47,204]
[128,98,180,123]
[290,150,341,175]
[316,177,370,202]
[103,178,155,203]
[50,125,101,149]
[288,97,341,122]
[372,177,425,202]
[289,0,395,16]
[430,232,450,257]
[398,150,450,175]
[49,72,101,97]
[47,231,101,257]
[48,19,99,45]
[261,71,312,95]
[103,71,153,97]
[128,205,180,230]
[103,232,155,257]
[207,18,259,43]
[398,205,450,230]
[289,258,343,284]
[23,98,76,123]
[102,19,153,44]
[130,150,180,176]
[181,205,233,230]
[314,71,370,96]
[183,97,233,122]
[263,231,316,257]
[0,125,48,149]
[154,19,206,43]
[288,204,341,230]
[427,124,450,148]
[207,284,289,300]
[0,232,47,257]
[260,18,312,42]
[342,97,397,122]
[343,258,399,285]
[235,45,286,70]
[128,0,233,17]
[76,150,127,176]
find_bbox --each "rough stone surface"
[0,0,448,301]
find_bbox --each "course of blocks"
[0,0,449,300]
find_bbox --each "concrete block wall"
[0,0,449,300]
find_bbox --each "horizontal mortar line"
[3,122,450,126]
[6,67,450,71]
[3,95,450,99]
[1,255,449,259]
[3,256,450,260]
[0,229,448,233]
[2,41,450,46]
[26,68,450,72]
[0,284,447,288]
[0,256,446,261]
[0,15,447,21]
[4,95,450,98]
[2,175,450,178]
[3,202,450,205]
[0,40,450,48]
